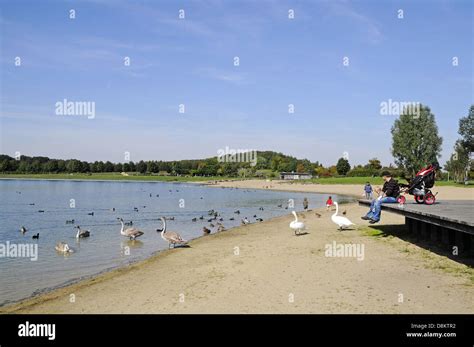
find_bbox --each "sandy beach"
[2,180,473,314]
[208,179,474,200]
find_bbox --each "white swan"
[289,211,306,235]
[331,202,355,230]
[157,217,187,248]
[118,218,144,240]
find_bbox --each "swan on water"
[75,226,91,238]
[118,217,144,240]
[55,242,74,253]
[157,217,187,248]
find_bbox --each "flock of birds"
[19,194,355,254]
[20,215,188,254]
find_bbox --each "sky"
[0,0,472,166]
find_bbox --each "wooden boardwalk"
[358,199,474,255]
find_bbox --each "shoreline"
[2,202,473,314]
[207,179,474,201]
[2,180,472,313]
[0,177,208,184]
[0,210,288,311]
[0,181,355,310]
[0,211,294,313]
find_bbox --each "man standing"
[361,171,399,224]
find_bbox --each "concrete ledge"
[358,199,474,235]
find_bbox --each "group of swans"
[289,201,355,235]
[119,216,187,248]
[55,216,187,254]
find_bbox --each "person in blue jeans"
[363,182,373,199]
[361,171,399,224]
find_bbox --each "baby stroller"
[397,164,437,205]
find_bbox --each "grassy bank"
[0,173,236,182]
[301,176,472,187]
[0,173,471,187]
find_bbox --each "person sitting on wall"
[361,171,399,224]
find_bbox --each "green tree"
[104,161,114,172]
[44,160,59,173]
[147,161,158,173]
[66,160,82,173]
[336,157,351,175]
[458,105,474,153]
[136,160,147,174]
[0,159,10,172]
[445,106,474,182]
[445,141,470,182]
[391,104,443,177]
[366,158,382,171]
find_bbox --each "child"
[364,182,373,200]
[326,196,333,210]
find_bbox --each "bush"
[347,167,377,177]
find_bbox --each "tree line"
[0,151,395,178]
[1,105,472,181]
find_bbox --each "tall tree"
[458,105,474,153]
[444,141,470,182]
[445,105,474,182]
[336,157,351,175]
[365,158,382,171]
[391,104,442,177]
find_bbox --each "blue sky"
[0,0,472,166]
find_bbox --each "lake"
[0,179,352,305]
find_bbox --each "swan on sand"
[289,211,306,235]
[331,202,355,231]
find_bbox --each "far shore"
[207,179,474,201]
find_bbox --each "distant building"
[279,172,312,180]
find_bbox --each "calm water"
[0,179,352,305]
